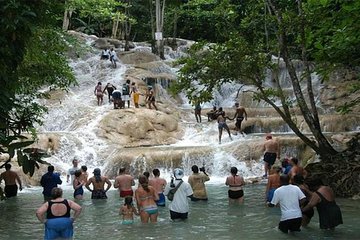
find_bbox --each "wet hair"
[143,171,150,179]
[72,158,78,164]
[81,165,87,171]
[230,167,238,175]
[124,196,133,208]
[272,166,282,173]
[98,82,102,85]
[51,187,63,199]
[74,170,82,178]
[291,158,299,165]
[93,168,101,183]
[139,175,150,192]
[281,158,289,167]
[307,178,324,191]
[213,106,217,110]
[131,82,135,85]
[293,174,304,185]
[152,168,160,177]
[235,102,239,106]
[280,174,290,186]
[48,165,55,172]
[5,163,11,170]
[219,107,223,111]
[192,165,199,173]
[126,79,130,84]
[119,167,126,174]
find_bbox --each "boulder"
[118,51,160,65]
[98,108,182,147]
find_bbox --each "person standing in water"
[103,83,116,103]
[0,163,22,198]
[36,187,82,240]
[217,107,232,144]
[94,82,104,106]
[73,170,85,200]
[135,175,159,223]
[188,165,210,201]
[67,158,79,184]
[265,166,281,203]
[268,174,306,234]
[40,165,62,201]
[120,196,139,225]
[148,168,167,207]
[302,178,343,230]
[194,101,202,123]
[262,134,280,178]
[85,168,112,199]
[109,48,117,68]
[225,167,245,204]
[231,102,247,135]
[114,167,135,198]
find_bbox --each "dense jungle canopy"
[0,0,359,196]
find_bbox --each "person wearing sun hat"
[85,168,112,199]
[164,168,193,221]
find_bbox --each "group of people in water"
[94,78,157,110]
[198,103,248,144]
[100,48,118,68]
[1,150,343,239]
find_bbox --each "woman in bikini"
[135,175,159,223]
[94,82,104,106]
[225,167,245,204]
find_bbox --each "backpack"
[167,180,183,201]
[122,83,129,95]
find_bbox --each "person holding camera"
[188,165,210,201]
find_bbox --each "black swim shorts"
[228,189,244,199]
[264,152,277,166]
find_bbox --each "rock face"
[118,51,160,65]
[97,108,181,147]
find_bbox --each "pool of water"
[0,183,358,240]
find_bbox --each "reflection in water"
[0,184,359,239]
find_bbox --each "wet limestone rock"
[98,108,181,146]
[118,51,160,65]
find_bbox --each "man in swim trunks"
[231,103,248,135]
[225,167,245,204]
[85,168,112,199]
[262,134,280,178]
[148,168,167,206]
[114,167,135,198]
[217,107,232,144]
[0,163,22,198]
[268,175,306,234]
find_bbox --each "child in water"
[120,196,139,225]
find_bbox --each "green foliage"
[0,0,76,175]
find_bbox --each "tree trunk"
[155,0,165,59]
[62,9,72,31]
[112,13,120,39]
[267,0,337,157]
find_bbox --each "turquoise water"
[0,184,358,240]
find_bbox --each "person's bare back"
[149,177,166,193]
[114,174,134,191]
[263,138,280,155]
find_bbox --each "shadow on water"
[0,185,359,240]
